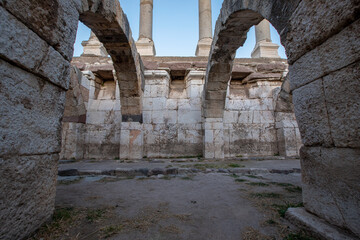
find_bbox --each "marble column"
[195,0,212,57]
[136,0,156,56]
[81,31,108,57]
[251,20,280,58]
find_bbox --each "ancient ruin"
[0,0,359,239]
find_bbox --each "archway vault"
[79,0,145,119]
[203,0,360,237]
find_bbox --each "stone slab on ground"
[286,208,358,240]
[58,159,301,177]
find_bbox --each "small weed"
[274,153,280,156]
[250,192,281,199]
[236,155,243,158]
[53,207,74,222]
[273,202,304,217]
[114,157,120,160]
[246,182,270,187]
[86,209,105,223]
[284,232,314,240]
[102,225,123,238]
[235,179,247,183]
[143,156,148,159]
[285,186,302,193]
[266,219,277,225]
[165,165,173,168]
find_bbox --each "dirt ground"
[29,162,315,240]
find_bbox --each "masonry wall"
[0,1,79,238]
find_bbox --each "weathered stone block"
[292,79,333,147]
[285,0,359,63]
[323,61,360,148]
[0,154,58,240]
[0,60,65,157]
[301,146,360,237]
[290,19,360,91]
[1,0,79,60]
[0,7,70,89]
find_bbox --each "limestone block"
[120,122,143,159]
[290,19,360,90]
[323,62,360,148]
[60,122,85,160]
[166,99,178,110]
[293,79,333,147]
[98,100,117,111]
[0,154,58,240]
[178,99,191,110]
[204,130,215,159]
[0,7,70,89]
[0,60,65,157]
[142,111,152,124]
[238,111,253,124]
[143,85,151,97]
[164,110,178,124]
[178,110,201,124]
[223,111,238,124]
[253,111,274,124]
[119,129,130,158]
[150,84,168,98]
[285,0,359,63]
[86,111,109,125]
[301,146,360,237]
[1,0,79,60]
[151,110,165,124]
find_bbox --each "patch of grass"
[159,225,181,234]
[235,179,247,183]
[246,182,270,187]
[236,155,243,158]
[228,163,245,168]
[245,175,262,179]
[102,225,123,238]
[229,173,240,178]
[250,192,282,199]
[273,202,304,217]
[165,164,173,168]
[160,175,172,180]
[114,157,120,160]
[53,207,74,222]
[57,177,83,185]
[284,232,314,240]
[86,209,105,223]
[285,186,302,193]
[180,176,193,180]
[274,153,280,156]
[270,182,295,187]
[143,156,148,159]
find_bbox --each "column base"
[81,38,108,57]
[136,38,156,56]
[195,38,212,57]
[251,40,280,58]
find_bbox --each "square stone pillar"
[203,118,224,159]
[120,122,143,160]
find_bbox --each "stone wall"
[0,1,78,238]
[68,57,301,159]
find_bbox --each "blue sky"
[73,0,286,58]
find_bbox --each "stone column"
[195,0,212,57]
[136,0,156,56]
[251,20,280,58]
[81,31,108,57]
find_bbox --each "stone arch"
[0,0,144,239]
[204,0,360,237]
[79,0,145,120]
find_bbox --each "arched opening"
[203,0,360,237]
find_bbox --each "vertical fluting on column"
[195,0,212,57]
[136,0,156,56]
[251,20,280,58]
